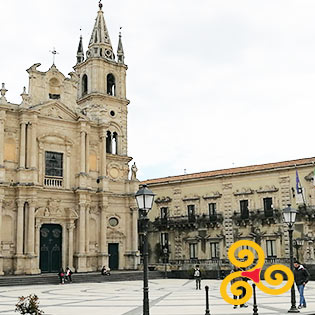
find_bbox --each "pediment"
[35,101,79,121]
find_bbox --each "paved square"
[0,279,314,315]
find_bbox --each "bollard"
[205,285,210,315]
[252,283,258,315]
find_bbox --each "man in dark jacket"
[293,261,310,309]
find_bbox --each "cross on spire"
[99,0,103,10]
[49,47,59,65]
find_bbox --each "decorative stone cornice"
[256,185,279,193]
[202,192,222,200]
[155,196,172,204]
[233,188,254,196]
[182,195,200,202]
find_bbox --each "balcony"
[232,209,281,227]
[153,213,224,231]
[44,176,63,188]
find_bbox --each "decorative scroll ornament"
[220,240,294,306]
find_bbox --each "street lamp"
[135,184,155,315]
[282,204,299,313]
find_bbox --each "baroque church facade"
[143,158,315,271]
[0,2,139,275]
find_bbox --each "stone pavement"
[0,279,314,315]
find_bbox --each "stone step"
[0,271,164,287]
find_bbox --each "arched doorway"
[40,224,62,273]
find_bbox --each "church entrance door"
[108,243,119,270]
[40,224,62,273]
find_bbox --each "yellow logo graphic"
[220,240,294,305]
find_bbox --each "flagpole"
[295,168,306,206]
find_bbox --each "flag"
[296,170,303,194]
[296,170,304,204]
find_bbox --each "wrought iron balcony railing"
[232,209,281,227]
[152,213,224,231]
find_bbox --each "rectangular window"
[187,205,196,222]
[209,203,217,221]
[240,200,249,219]
[266,240,276,257]
[209,203,216,215]
[210,242,219,258]
[160,207,168,219]
[263,197,273,217]
[189,243,197,259]
[161,233,169,248]
[45,151,63,177]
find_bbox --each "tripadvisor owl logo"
[220,240,294,306]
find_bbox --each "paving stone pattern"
[0,279,314,315]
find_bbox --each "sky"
[1,0,315,181]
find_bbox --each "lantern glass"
[282,205,297,225]
[135,184,155,212]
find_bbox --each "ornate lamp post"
[282,204,299,313]
[135,184,155,315]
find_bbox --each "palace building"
[0,2,139,275]
[143,158,315,272]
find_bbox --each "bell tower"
[73,2,138,272]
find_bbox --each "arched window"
[112,132,118,154]
[82,74,88,96]
[107,74,116,96]
[49,78,60,99]
[106,131,112,153]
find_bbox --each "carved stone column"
[77,202,87,272]
[85,132,89,173]
[35,222,41,267]
[16,200,24,255]
[65,145,71,189]
[0,198,4,275]
[131,207,139,253]
[85,205,90,253]
[99,204,108,268]
[27,200,35,255]
[30,120,37,169]
[67,223,75,270]
[79,203,85,254]
[38,143,44,185]
[80,131,86,173]
[19,122,26,168]
[26,123,32,168]
[100,130,107,177]
[14,200,25,274]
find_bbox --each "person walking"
[293,260,310,309]
[193,265,201,290]
[230,266,248,309]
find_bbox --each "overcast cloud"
[1,1,315,180]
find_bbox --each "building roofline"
[142,157,315,186]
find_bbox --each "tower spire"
[87,1,115,61]
[117,28,125,64]
[77,31,84,64]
